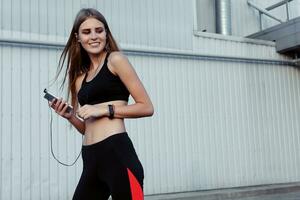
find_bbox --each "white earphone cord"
[48,104,82,166]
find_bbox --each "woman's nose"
[90,31,97,39]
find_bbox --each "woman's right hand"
[49,98,74,120]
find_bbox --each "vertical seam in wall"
[55,48,60,200]
[0,0,2,31]
[19,0,23,196]
[29,47,32,200]
[193,0,198,31]
[38,2,42,197]
[29,0,32,198]
[7,2,13,198]
[20,0,22,33]
[46,2,50,198]
[38,48,41,200]
[10,46,13,200]
[63,0,68,190]
[0,44,2,200]
[20,47,23,199]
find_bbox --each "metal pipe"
[215,0,232,35]
[0,37,65,49]
[0,37,296,66]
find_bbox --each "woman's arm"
[50,74,86,134]
[50,98,85,135]
[71,74,86,134]
[76,52,154,120]
[67,114,85,134]
[109,52,154,118]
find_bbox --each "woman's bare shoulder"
[108,51,128,65]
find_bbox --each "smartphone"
[43,89,73,113]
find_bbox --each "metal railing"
[247,0,294,30]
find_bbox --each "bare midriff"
[82,100,128,145]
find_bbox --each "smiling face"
[77,17,107,56]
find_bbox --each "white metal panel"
[0,45,83,200]
[1,0,300,199]
[1,43,300,198]
[1,0,193,50]
[195,0,216,33]
[2,0,300,43]
[290,0,300,18]
[230,0,261,36]
[107,0,193,50]
[1,45,13,200]
[11,45,21,200]
[0,43,2,199]
[192,32,289,60]
[126,53,300,194]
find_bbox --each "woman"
[50,8,154,200]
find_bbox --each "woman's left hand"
[77,104,107,120]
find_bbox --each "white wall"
[1,0,300,199]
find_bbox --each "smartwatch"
[108,104,114,119]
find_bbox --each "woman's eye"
[81,28,103,34]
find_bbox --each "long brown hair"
[56,8,119,110]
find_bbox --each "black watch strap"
[108,104,114,119]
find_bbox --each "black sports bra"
[77,53,129,106]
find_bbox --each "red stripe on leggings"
[127,168,144,200]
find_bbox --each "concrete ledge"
[145,182,300,200]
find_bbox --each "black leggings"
[73,132,144,200]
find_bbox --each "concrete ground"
[145,182,300,200]
[236,191,300,200]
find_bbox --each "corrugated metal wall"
[195,0,300,36]
[0,45,84,200]
[0,0,193,50]
[128,51,300,193]
[1,44,300,199]
[1,0,300,199]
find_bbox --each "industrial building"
[1,0,300,199]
